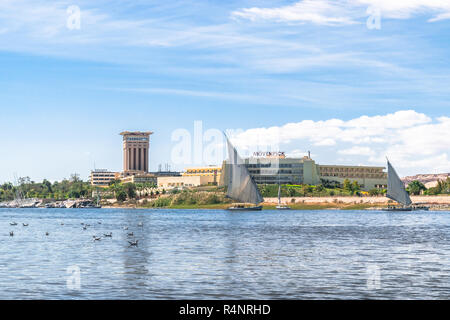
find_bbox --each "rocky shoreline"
[0,199,100,209]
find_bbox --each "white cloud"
[229,110,450,176]
[287,149,309,158]
[357,0,450,20]
[338,146,375,156]
[232,0,357,26]
[232,0,450,25]
[314,138,336,146]
[428,11,450,22]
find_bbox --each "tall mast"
[224,133,263,205]
[386,159,412,206]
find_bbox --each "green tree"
[70,173,81,183]
[287,187,296,197]
[351,181,360,194]
[407,180,426,195]
[116,190,127,202]
[343,179,352,192]
[124,183,137,199]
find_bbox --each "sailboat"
[224,134,264,211]
[276,184,290,210]
[383,159,428,211]
[94,188,102,209]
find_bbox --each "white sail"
[278,185,281,205]
[225,135,263,205]
[386,159,412,206]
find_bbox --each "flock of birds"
[8,220,144,247]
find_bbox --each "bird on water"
[128,240,139,247]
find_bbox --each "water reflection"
[121,211,151,299]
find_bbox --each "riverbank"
[265,195,450,205]
[3,195,450,211]
[102,195,450,210]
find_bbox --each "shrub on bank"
[152,197,171,207]
[148,191,231,208]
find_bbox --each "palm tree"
[407,180,426,195]
[135,183,144,199]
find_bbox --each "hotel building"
[154,166,222,189]
[121,173,158,185]
[220,154,387,191]
[157,175,215,189]
[318,165,387,189]
[90,170,120,186]
[120,131,153,176]
[182,166,222,184]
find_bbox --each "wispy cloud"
[0,1,449,120]
[232,0,357,26]
[232,0,450,24]
[0,0,446,79]
[113,87,259,101]
[357,0,450,20]
[428,11,450,22]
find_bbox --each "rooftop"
[119,131,154,136]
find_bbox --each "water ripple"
[0,208,449,299]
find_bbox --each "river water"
[1,208,449,300]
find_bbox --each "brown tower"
[120,131,153,176]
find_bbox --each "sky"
[0,0,449,183]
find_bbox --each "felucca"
[224,134,264,211]
[276,184,290,210]
[383,158,428,211]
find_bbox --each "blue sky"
[0,0,449,182]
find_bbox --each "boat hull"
[276,206,291,210]
[382,207,413,212]
[382,206,429,212]
[227,205,263,211]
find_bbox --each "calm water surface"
[1,208,449,299]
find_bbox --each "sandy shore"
[264,195,450,205]
[100,195,450,210]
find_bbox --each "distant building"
[157,175,216,189]
[120,131,153,177]
[121,173,157,185]
[182,166,222,185]
[220,154,387,191]
[90,170,120,186]
[151,170,182,177]
[318,164,387,189]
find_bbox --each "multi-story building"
[182,166,222,185]
[90,170,120,186]
[121,173,157,185]
[120,131,153,177]
[157,175,216,189]
[92,131,178,187]
[151,170,182,177]
[318,165,387,189]
[220,154,387,191]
